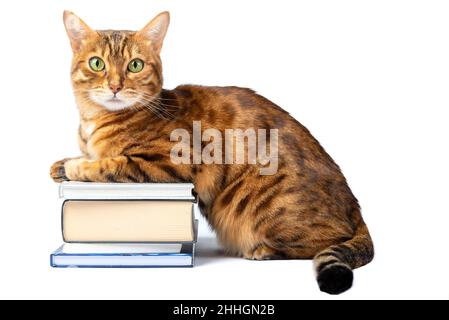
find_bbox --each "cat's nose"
[109,84,122,94]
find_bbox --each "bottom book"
[51,219,198,268]
[50,242,195,268]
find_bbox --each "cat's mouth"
[107,97,124,103]
[89,91,138,112]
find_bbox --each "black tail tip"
[317,265,353,295]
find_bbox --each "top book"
[59,182,196,200]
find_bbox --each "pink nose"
[109,84,122,94]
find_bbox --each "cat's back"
[172,84,344,177]
[173,84,297,128]
[173,85,322,148]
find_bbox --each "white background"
[0,0,448,300]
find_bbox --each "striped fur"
[51,11,374,294]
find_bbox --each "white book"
[59,181,196,200]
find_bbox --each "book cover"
[50,242,195,268]
[59,182,196,201]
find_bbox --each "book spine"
[61,199,68,243]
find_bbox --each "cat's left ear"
[63,11,96,52]
[136,11,170,54]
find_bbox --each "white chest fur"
[82,122,96,137]
[80,122,97,159]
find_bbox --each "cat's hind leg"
[243,243,286,260]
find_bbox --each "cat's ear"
[136,11,170,54]
[63,11,95,51]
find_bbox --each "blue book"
[51,242,195,268]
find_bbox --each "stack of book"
[50,182,198,268]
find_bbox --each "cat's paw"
[64,158,88,180]
[50,158,70,182]
[243,244,283,260]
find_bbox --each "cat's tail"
[313,215,374,295]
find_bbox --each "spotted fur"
[50,11,374,294]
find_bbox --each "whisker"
[138,95,178,113]
[146,102,177,119]
[71,89,180,121]
[139,95,179,110]
[137,98,171,120]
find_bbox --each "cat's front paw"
[50,158,70,182]
[63,158,88,180]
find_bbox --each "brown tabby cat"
[50,11,374,294]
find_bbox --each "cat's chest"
[80,121,100,158]
[80,121,126,159]
[82,122,96,136]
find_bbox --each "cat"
[50,11,374,295]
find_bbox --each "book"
[59,181,196,200]
[59,182,197,243]
[50,242,195,268]
[62,200,195,242]
[51,182,199,268]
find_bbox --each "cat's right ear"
[63,11,95,51]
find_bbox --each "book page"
[61,243,183,254]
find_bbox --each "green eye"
[128,59,144,73]
[89,57,105,72]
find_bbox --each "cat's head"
[63,11,169,112]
